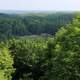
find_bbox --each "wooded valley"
[0,12,80,80]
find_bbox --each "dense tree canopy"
[0,45,14,80]
[47,17,80,80]
[0,13,74,40]
[0,12,80,80]
[6,38,49,80]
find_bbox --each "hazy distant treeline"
[0,12,74,40]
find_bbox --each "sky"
[0,0,80,11]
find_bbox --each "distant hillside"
[0,12,75,40]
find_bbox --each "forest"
[0,12,74,40]
[0,12,80,80]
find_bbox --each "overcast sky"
[0,0,80,11]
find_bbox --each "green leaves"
[0,13,79,80]
[0,46,14,80]
[47,17,80,80]
[7,38,48,80]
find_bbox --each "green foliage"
[47,17,80,80]
[0,13,74,40]
[0,13,80,80]
[0,46,14,80]
[6,38,49,80]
